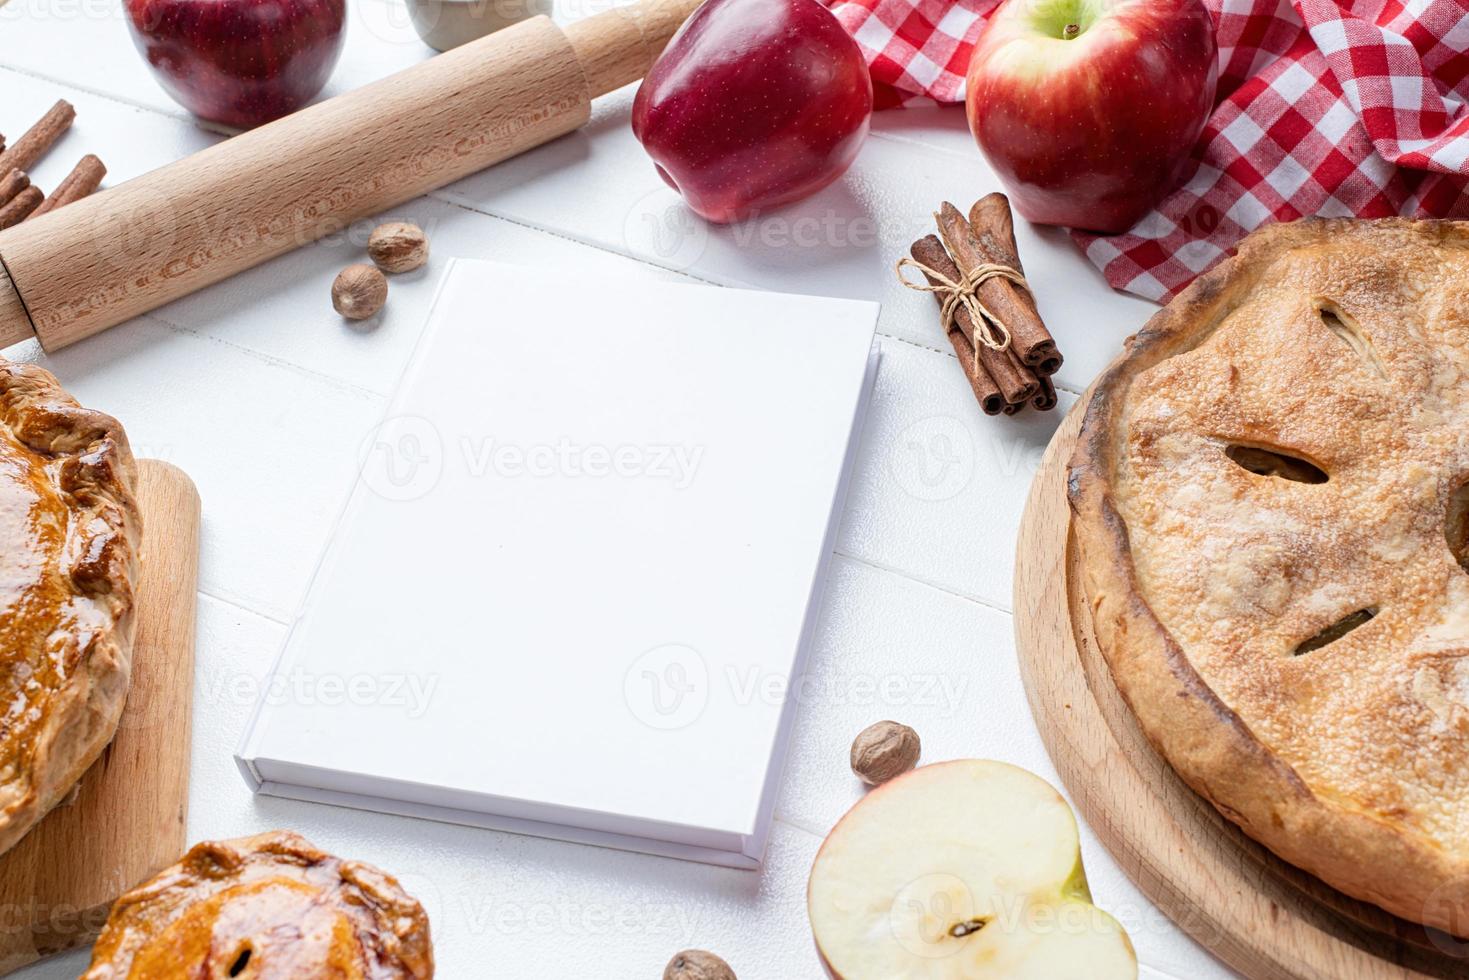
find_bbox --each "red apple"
[965,0,1217,233]
[126,0,347,129]
[631,0,873,224]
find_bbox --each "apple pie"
[0,360,139,857]
[82,831,435,978]
[1070,218,1469,933]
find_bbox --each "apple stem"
[949,917,992,938]
[1063,22,1080,38]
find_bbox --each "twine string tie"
[896,257,1030,364]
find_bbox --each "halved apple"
[808,760,1137,979]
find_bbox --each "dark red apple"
[126,0,347,128]
[965,0,1217,233]
[631,0,873,224]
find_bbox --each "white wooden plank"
[838,334,1070,607]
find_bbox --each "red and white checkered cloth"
[827,0,1469,301]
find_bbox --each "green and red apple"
[966,0,1218,233]
[808,760,1137,979]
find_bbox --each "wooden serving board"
[0,460,201,974]
[1014,398,1469,980]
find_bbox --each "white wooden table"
[1,2,1235,976]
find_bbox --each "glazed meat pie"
[82,831,435,978]
[0,361,139,857]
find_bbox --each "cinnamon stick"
[963,194,1060,372]
[949,317,1006,416]
[0,187,44,229]
[0,101,76,179]
[1033,375,1058,412]
[967,193,1023,271]
[0,170,28,209]
[978,336,1037,405]
[910,235,1037,408]
[29,155,105,219]
[1005,348,1042,406]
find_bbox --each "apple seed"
[949,917,991,937]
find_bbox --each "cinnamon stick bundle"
[0,101,75,179]
[910,235,1039,413]
[0,170,28,209]
[0,187,44,229]
[939,197,1062,375]
[901,194,1067,417]
[29,155,105,220]
[913,227,1040,409]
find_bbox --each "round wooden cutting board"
[1014,397,1469,980]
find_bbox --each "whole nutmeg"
[332,264,388,320]
[663,949,735,980]
[850,720,921,786]
[368,221,429,274]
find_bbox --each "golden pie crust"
[1070,218,1469,934]
[0,359,139,857]
[82,831,435,978]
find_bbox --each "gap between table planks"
[0,460,201,974]
[1014,397,1469,980]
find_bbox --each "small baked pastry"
[82,831,435,978]
[0,360,139,857]
[1071,218,1469,934]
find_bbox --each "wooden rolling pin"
[0,0,700,351]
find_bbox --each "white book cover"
[237,259,880,868]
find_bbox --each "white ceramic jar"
[405,0,553,52]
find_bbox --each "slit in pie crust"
[1070,218,1469,935]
